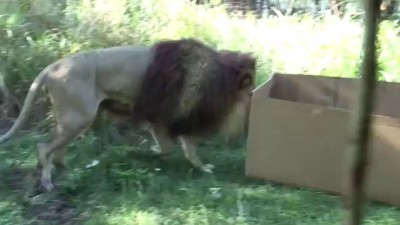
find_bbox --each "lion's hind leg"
[37,127,78,192]
[37,99,99,192]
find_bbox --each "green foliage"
[1,1,400,224]
[0,134,400,224]
[1,0,400,91]
[376,20,400,82]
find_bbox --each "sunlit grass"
[2,0,400,88]
[61,0,398,83]
[0,133,399,224]
[5,0,400,87]
[67,0,366,82]
[1,0,400,224]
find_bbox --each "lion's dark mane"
[131,38,255,138]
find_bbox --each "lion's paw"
[150,145,173,156]
[150,145,162,154]
[40,177,54,192]
[201,164,215,174]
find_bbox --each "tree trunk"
[0,71,21,119]
[343,0,381,225]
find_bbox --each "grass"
[0,131,400,225]
[1,0,400,224]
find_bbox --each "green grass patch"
[2,0,400,90]
[0,132,399,225]
[1,0,400,224]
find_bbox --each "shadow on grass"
[0,165,85,225]
[0,135,87,225]
[0,133,399,225]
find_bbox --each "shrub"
[1,0,399,97]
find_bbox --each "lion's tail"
[0,67,49,143]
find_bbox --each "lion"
[0,38,256,192]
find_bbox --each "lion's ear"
[239,75,253,89]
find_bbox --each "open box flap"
[252,72,400,118]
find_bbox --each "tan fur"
[0,45,157,191]
[0,39,256,192]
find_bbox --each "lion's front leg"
[178,136,214,173]
[148,125,176,155]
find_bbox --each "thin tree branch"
[343,0,381,225]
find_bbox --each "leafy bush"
[1,0,400,95]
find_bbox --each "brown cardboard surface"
[245,72,400,205]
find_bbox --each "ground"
[0,127,399,225]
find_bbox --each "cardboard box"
[245,72,400,205]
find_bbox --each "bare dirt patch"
[0,166,85,225]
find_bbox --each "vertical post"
[343,0,380,225]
